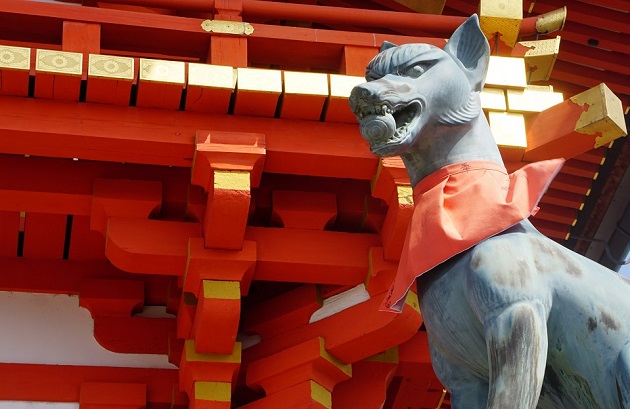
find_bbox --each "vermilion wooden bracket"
[179,340,241,409]
[245,338,351,409]
[332,349,399,409]
[370,158,413,261]
[271,190,337,230]
[243,284,321,339]
[390,332,445,409]
[79,278,144,317]
[91,178,162,236]
[192,130,265,250]
[184,238,256,295]
[243,286,422,366]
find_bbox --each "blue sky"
[621,262,630,278]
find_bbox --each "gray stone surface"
[349,15,630,409]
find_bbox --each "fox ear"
[380,41,398,52]
[444,14,490,91]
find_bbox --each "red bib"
[381,159,565,313]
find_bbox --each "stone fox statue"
[349,15,630,409]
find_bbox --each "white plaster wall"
[0,402,78,409]
[0,291,175,368]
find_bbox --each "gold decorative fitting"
[517,37,561,82]
[489,111,527,148]
[0,45,30,70]
[139,58,185,84]
[507,88,563,113]
[36,49,82,75]
[480,88,507,111]
[201,20,254,35]
[236,67,282,93]
[570,83,627,148]
[329,74,365,98]
[88,54,134,80]
[535,7,566,34]
[479,0,523,47]
[284,71,329,96]
[188,63,236,89]
[485,56,527,89]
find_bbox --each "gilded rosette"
[89,54,134,80]
[0,45,30,70]
[36,49,82,75]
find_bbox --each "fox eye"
[405,65,426,78]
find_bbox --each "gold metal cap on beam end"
[535,7,566,34]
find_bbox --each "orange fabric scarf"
[381,159,565,313]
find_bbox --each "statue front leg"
[485,300,547,409]
[617,343,630,408]
[429,341,489,409]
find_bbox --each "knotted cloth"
[382,158,565,313]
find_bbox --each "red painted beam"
[0,362,186,408]
[0,96,376,180]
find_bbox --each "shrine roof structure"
[0,1,628,408]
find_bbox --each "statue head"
[349,15,490,157]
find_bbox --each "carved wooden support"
[371,157,413,261]
[380,185,414,261]
[192,131,265,250]
[105,218,201,276]
[238,380,331,409]
[365,247,399,298]
[91,178,162,235]
[243,288,421,365]
[79,278,144,317]
[179,340,241,409]
[245,338,351,408]
[271,190,337,230]
[191,280,241,354]
[185,238,256,295]
[242,284,321,339]
[332,349,399,409]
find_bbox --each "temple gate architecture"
[0,1,627,408]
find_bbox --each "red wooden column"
[206,0,248,67]
[184,131,264,355]
[244,338,351,409]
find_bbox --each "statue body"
[349,15,630,409]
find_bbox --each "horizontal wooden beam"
[0,95,376,180]
[0,362,185,407]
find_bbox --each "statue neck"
[400,114,504,188]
